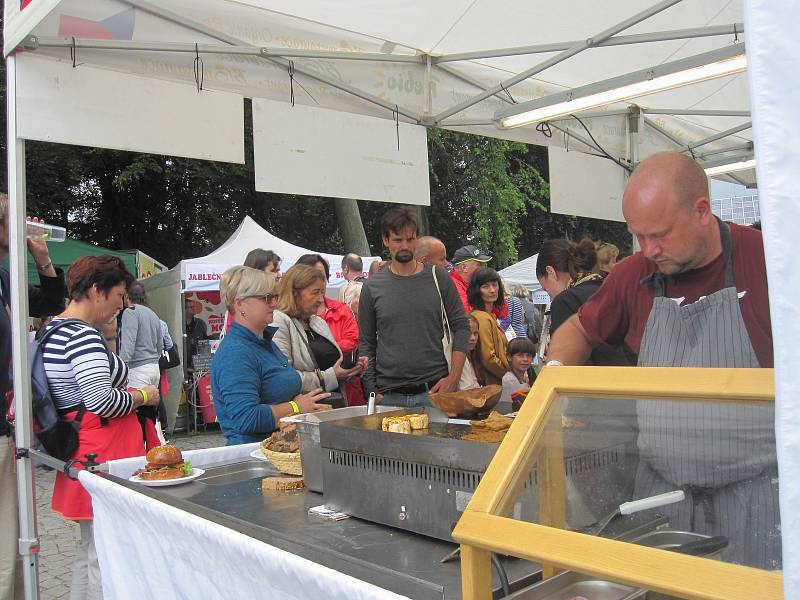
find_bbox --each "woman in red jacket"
[295,254,368,405]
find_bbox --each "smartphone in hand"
[341,349,358,369]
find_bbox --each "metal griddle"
[320,408,638,541]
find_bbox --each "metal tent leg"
[6,52,41,600]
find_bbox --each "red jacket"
[449,269,471,313]
[321,297,358,352]
[321,297,364,405]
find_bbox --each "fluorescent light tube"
[497,44,747,129]
[704,158,756,176]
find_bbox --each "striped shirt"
[500,296,527,338]
[42,319,133,418]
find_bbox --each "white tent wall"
[498,254,540,293]
[745,0,799,595]
[140,268,184,432]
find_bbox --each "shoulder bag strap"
[39,319,96,421]
[431,266,453,343]
[290,318,326,390]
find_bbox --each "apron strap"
[717,217,735,289]
[640,217,735,296]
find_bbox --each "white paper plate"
[250,449,270,463]
[129,468,205,487]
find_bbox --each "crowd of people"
[0,150,779,598]
[210,206,625,436]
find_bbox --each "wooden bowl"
[428,385,503,417]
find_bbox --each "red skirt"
[52,411,147,521]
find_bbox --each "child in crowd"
[500,337,536,411]
[466,315,482,388]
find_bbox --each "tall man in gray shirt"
[359,208,470,407]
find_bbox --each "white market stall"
[3,0,797,598]
[178,215,382,293]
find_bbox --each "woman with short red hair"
[43,256,158,600]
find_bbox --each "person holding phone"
[294,254,369,405]
[272,265,362,406]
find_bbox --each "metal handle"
[367,392,376,415]
[619,490,685,515]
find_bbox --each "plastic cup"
[26,220,66,242]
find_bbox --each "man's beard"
[394,250,414,263]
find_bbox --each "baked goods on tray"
[262,423,300,454]
[381,413,429,434]
[262,476,305,492]
[463,411,514,443]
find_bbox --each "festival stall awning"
[179,216,382,291]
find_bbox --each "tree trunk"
[334,198,371,256]
[414,205,430,236]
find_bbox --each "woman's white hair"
[220,266,276,312]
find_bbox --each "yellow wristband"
[289,400,300,415]
[140,388,149,405]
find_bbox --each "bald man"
[547,152,777,568]
[414,236,448,268]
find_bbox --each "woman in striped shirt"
[44,256,159,600]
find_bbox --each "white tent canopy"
[179,216,381,291]
[4,1,797,598]
[5,0,755,196]
[499,253,540,292]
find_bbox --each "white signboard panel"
[253,99,430,205]
[549,147,628,222]
[16,54,244,163]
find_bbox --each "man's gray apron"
[635,218,780,569]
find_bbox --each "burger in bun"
[137,445,192,481]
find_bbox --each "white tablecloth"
[80,446,410,600]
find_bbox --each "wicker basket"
[260,443,303,476]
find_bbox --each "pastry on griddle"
[406,413,429,430]
[386,418,411,434]
[470,411,513,432]
[381,413,429,433]
[463,429,508,443]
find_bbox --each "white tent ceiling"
[5,0,755,189]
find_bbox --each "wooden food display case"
[453,367,783,600]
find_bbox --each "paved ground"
[34,430,226,599]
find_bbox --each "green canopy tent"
[4,237,137,281]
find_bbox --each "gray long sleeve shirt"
[358,264,470,393]
[119,304,163,369]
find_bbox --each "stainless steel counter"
[107,459,541,599]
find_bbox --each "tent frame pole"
[6,51,41,600]
[29,37,425,63]
[434,23,744,63]
[686,121,752,151]
[643,108,750,117]
[29,23,743,65]
[430,0,684,124]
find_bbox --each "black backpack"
[29,319,106,461]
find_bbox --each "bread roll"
[262,476,305,491]
[387,419,411,434]
[407,413,429,430]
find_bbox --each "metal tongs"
[590,490,686,537]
